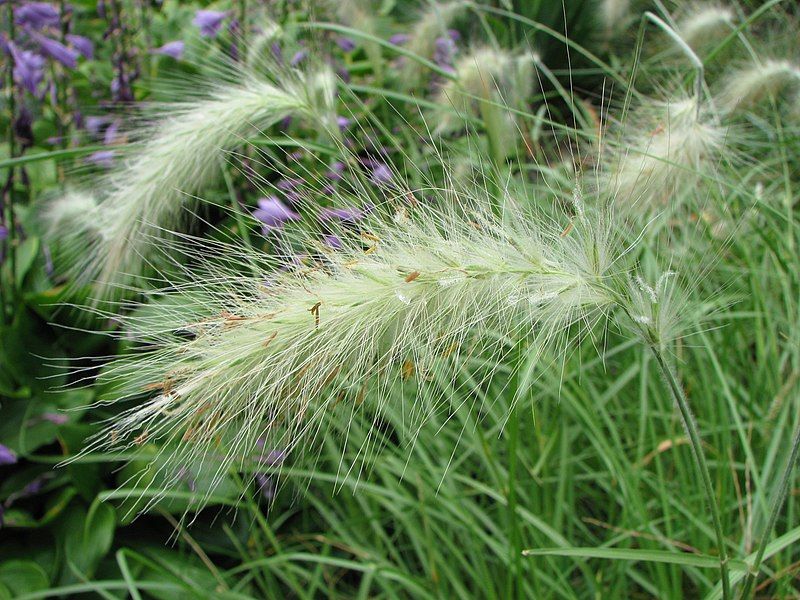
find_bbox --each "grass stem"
[650,345,731,600]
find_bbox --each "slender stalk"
[738,413,800,598]
[505,400,522,600]
[650,346,731,600]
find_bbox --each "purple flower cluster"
[253,440,286,500]
[83,115,122,167]
[2,1,95,97]
[15,2,60,29]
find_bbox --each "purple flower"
[176,467,197,492]
[433,36,457,71]
[32,33,79,69]
[9,43,45,95]
[323,234,342,249]
[0,444,17,466]
[15,3,60,30]
[193,10,228,37]
[336,37,356,52]
[85,150,116,168]
[389,33,410,46]
[21,477,46,496]
[0,225,7,241]
[110,72,133,102]
[255,442,286,467]
[370,163,393,185]
[253,196,299,232]
[290,49,307,66]
[152,40,184,60]
[325,161,346,180]
[336,116,351,130]
[319,206,365,223]
[284,190,302,207]
[103,119,120,145]
[336,66,351,84]
[66,34,93,59]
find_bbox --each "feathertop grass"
[77,173,672,510]
[60,64,339,301]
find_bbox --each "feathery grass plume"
[433,47,536,157]
[607,95,726,208]
[400,0,467,87]
[676,3,734,51]
[717,59,800,113]
[72,65,338,300]
[77,177,636,510]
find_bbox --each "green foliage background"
[1,1,799,598]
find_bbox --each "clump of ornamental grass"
[53,63,338,301]
[606,95,727,208]
[433,47,536,157]
[717,59,800,113]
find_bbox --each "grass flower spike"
[69,66,337,300]
[433,47,536,157]
[608,96,726,207]
[717,59,800,113]
[599,0,631,37]
[676,4,734,50]
[86,183,624,507]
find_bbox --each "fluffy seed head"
[61,65,337,300]
[623,270,683,350]
[608,96,727,207]
[677,4,734,50]
[599,0,631,36]
[433,47,536,152]
[79,179,629,510]
[717,59,800,113]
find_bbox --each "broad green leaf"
[0,561,49,597]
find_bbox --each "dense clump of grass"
[36,1,800,599]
